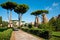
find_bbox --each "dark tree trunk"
[35,16,39,27]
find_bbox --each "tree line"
[0,1,49,27]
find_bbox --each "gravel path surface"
[11,30,44,40]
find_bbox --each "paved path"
[11,30,44,40]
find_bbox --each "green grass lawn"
[52,31,60,36]
[50,31,60,40]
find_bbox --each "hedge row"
[21,28,50,39]
[0,27,8,32]
[0,29,13,40]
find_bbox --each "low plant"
[0,29,13,40]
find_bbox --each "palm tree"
[41,10,49,24]
[1,1,17,27]
[14,4,29,27]
[31,10,41,27]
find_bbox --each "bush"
[21,27,49,39]
[0,27,8,32]
[55,19,60,31]
[28,24,33,28]
[2,21,8,27]
[49,17,60,31]
[0,29,13,40]
[38,24,55,31]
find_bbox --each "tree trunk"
[42,13,48,24]
[9,10,12,27]
[18,13,22,27]
[18,14,20,27]
[35,16,39,27]
[7,10,10,27]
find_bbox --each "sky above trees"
[0,0,60,23]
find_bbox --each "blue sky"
[0,0,60,23]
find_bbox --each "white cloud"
[45,2,59,11]
[45,7,52,11]
[52,2,58,7]
[49,7,52,10]
[45,7,49,10]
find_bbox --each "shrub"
[21,27,49,39]
[38,24,55,31]
[0,29,13,40]
[2,21,8,27]
[55,19,60,31]
[0,27,8,32]
[28,24,33,28]
[49,17,60,31]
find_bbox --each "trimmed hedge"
[21,27,60,40]
[0,27,8,32]
[21,28,50,39]
[0,29,13,40]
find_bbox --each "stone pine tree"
[14,4,29,27]
[31,10,41,27]
[1,1,17,27]
[41,10,49,24]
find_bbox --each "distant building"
[31,22,34,25]
[11,20,25,27]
